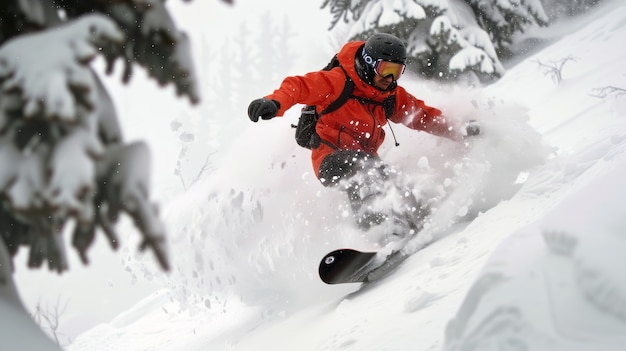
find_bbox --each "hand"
[463,120,480,137]
[248,98,279,122]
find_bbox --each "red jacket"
[266,41,459,177]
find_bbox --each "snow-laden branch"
[100,1,200,104]
[450,47,498,75]
[431,15,504,78]
[0,13,170,273]
[0,14,124,129]
[372,0,426,27]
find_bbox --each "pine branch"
[533,56,577,85]
[189,151,217,188]
[590,86,626,99]
[32,297,71,347]
[321,0,353,29]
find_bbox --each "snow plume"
[136,88,552,348]
[157,119,358,317]
[446,97,552,215]
[153,79,551,322]
[379,82,551,254]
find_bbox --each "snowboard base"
[318,248,408,284]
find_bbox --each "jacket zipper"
[337,125,345,147]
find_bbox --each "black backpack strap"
[382,95,396,119]
[321,78,354,115]
[320,66,355,115]
[323,54,340,71]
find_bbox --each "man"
[248,33,478,241]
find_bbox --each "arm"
[390,87,461,141]
[265,69,346,116]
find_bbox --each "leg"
[319,150,429,236]
[318,150,391,229]
[318,150,379,187]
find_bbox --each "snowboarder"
[248,33,479,240]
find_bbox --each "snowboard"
[318,248,409,284]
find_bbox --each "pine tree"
[0,0,230,347]
[467,0,548,55]
[541,0,605,19]
[323,0,549,82]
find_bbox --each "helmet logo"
[362,50,375,67]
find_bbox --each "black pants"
[318,150,386,187]
[318,150,428,234]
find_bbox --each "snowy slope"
[68,1,626,350]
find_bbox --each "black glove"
[248,98,280,122]
[463,120,480,137]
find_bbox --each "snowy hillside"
[65,1,626,351]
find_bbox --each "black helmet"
[363,33,407,65]
[355,33,406,89]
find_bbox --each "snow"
[10,0,626,350]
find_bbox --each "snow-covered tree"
[0,0,229,348]
[322,0,549,82]
[541,0,605,19]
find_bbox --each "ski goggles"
[374,60,406,80]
